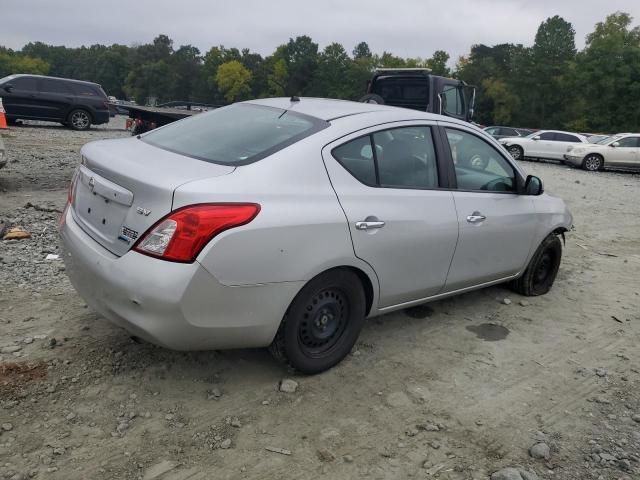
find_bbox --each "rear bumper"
[59,208,302,350]
[92,110,110,125]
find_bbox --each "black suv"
[0,74,110,130]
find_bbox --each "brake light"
[133,203,260,263]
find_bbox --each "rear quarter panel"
[172,130,380,292]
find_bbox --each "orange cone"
[0,98,7,129]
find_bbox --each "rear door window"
[617,136,640,148]
[41,79,73,95]
[538,132,556,141]
[500,127,518,137]
[332,126,439,189]
[555,133,580,142]
[142,103,328,165]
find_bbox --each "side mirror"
[524,175,544,196]
[532,135,541,141]
[2,84,14,92]
[611,142,619,148]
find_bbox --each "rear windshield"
[141,103,328,165]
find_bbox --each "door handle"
[355,220,386,230]
[466,212,486,223]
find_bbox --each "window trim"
[437,124,526,195]
[330,123,447,191]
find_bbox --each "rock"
[502,298,512,305]
[207,388,222,400]
[491,468,539,480]
[1,345,22,353]
[519,300,530,307]
[529,442,550,460]
[416,422,439,432]
[599,453,616,462]
[23,337,33,344]
[386,391,412,408]
[317,448,336,462]
[66,412,76,421]
[230,417,241,428]
[164,414,174,421]
[116,422,129,433]
[279,379,298,393]
[143,460,176,480]
[428,440,441,449]
[343,454,354,463]
[631,414,640,423]
[220,438,232,449]
[2,423,14,431]
[3,227,31,240]
[52,446,65,455]
[594,368,607,377]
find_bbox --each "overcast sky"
[3,0,639,61]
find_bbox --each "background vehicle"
[360,68,476,122]
[484,126,534,140]
[0,74,110,130]
[60,98,571,374]
[499,130,587,161]
[564,133,640,171]
[586,134,610,144]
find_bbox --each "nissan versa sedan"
[59,98,573,373]
[563,133,640,171]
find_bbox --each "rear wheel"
[67,109,92,130]
[359,93,385,105]
[582,154,603,171]
[511,234,562,296]
[507,145,524,161]
[269,269,366,374]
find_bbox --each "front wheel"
[269,269,366,374]
[582,154,603,171]
[67,109,92,130]
[511,234,562,296]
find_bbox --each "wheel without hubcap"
[511,234,562,296]
[583,154,602,171]
[269,269,366,374]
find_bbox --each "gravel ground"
[1,117,639,480]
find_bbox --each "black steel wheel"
[511,234,562,296]
[269,269,366,374]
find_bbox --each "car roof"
[4,74,101,87]
[244,97,463,124]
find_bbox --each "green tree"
[311,42,350,97]
[215,60,252,102]
[427,50,450,76]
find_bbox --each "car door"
[553,133,583,160]
[1,76,41,118]
[529,131,556,158]
[608,136,640,168]
[37,78,75,120]
[439,124,538,291]
[322,122,459,308]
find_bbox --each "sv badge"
[136,207,152,216]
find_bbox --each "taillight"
[133,203,260,263]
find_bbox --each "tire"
[511,234,562,296]
[269,269,366,374]
[582,154,603,171]
[67,109,92,131]
[468,153,489,170]
[359,93,385,105]
[6,118,17,126]
[507,145,524,161]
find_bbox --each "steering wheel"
[481,177,512,191]
[467,154,489,170]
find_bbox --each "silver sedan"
[59,98,573,373]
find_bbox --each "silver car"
[59,98,573,373]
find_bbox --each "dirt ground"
[1,117,639,480]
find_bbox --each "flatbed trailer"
[120,102,221,135]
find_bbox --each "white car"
[499,130,587,162]
[563,133,640,171]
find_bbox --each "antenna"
[290,95,300,102]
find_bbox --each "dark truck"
[360,68,475,122]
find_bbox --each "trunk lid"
[71,137,235,256]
